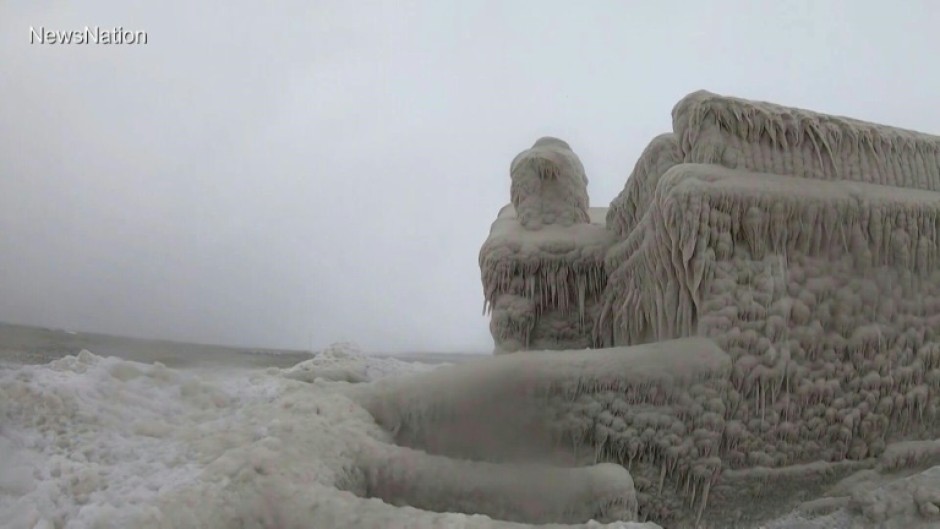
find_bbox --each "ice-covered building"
[482,90,940,355]
[472,90,940,524]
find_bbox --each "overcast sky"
[2,1,939,353]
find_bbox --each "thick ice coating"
[480,205,613,353]
[352,339,731,526]
[481,138,612,353]
[510,137,591,230]
[672,90,940,189]
[476,90,940,527]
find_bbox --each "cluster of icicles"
[482,260,608,319]
[541,380,728,525]
[699,250,940,465]
[606,89,940,279]
[599,163,940,346]
[482,259,608,352]
[673,90,940,189]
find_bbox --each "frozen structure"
[441,90,940,526]
[481,137,614,353]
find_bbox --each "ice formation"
[0,348,662,529]
[480,205,613,353]
[474,90,940,526]
[482,137,613,353]
[510,137,591,230]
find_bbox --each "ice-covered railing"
[480,138,613,353]
[607,90,940,246]
[673,90,940,190]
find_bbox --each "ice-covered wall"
[603,161,940,449]
[480,138,613,353]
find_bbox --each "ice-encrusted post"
[510,137,591,230]
[480,138,613,353]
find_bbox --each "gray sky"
[2,1,939,353]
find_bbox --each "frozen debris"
[765,464,940,529]
[482,138,612,353]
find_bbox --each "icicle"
[696,479,712,526]
[658,460,667,494]
[578,274,586,326]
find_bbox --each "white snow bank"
[0,348,660,529]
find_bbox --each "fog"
[2,0,939,353]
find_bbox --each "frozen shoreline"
[0,336,658,529]
[4,324,940,528]
[0,322,483,369]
